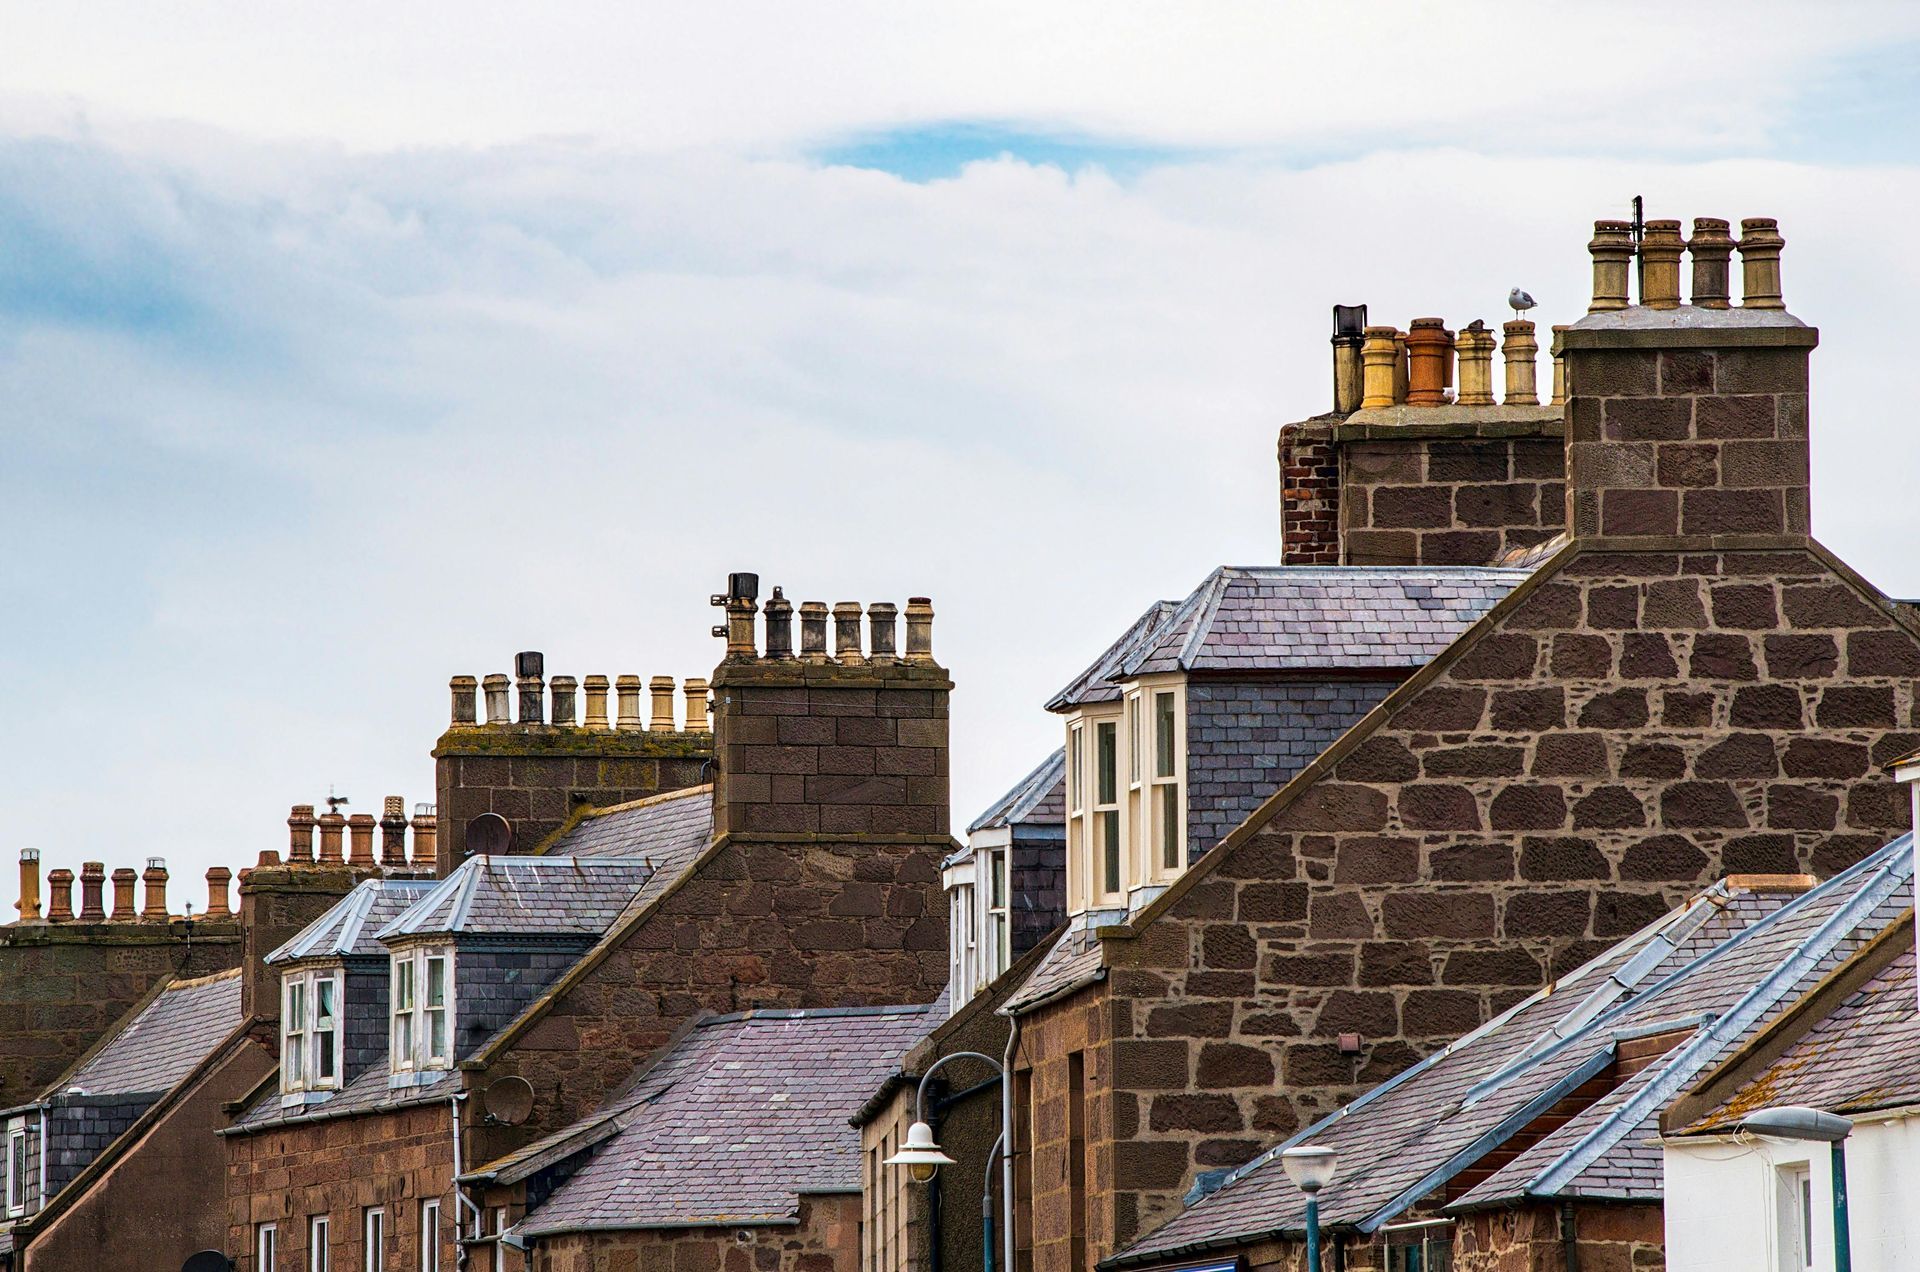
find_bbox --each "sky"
[4,2,1920,915]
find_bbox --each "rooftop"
[266,877,439,963]
[376,855,655,941]
[966,748,1066,836]
[57,969,242,1099]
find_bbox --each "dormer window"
[391,946,454,1074]
[1065,678,1186,915]
[1151,686,1184,874]
[281,968,343,1097]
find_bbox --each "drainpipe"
[450,1093,484,1270]
[1830,1140,1853,1272]
[38,1105,47,1212]
[1559,1201,1579,1272]
[1002,1015,1019,1272]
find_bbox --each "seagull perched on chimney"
[1508,288,1537,320]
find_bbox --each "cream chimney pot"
[1454,325,1496,406]
[649,676,677,731]
[1588,220,1636,311]
[1739,217,1786,309]
[583,675,611,729]
[615,675,644,730]
[1501,321,1539,406]
[683,678,710,732]
[1359,326,1398,410]
[483,674,511,725]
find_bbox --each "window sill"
[279,1090,338,1109]
[389,1067,452,1090]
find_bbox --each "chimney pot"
[1501,321,1540,406]
[410,804,438,873]
[904,598,936,665]
[515,656,545,724]
[449,675,479,726]
[317,812,346,864]
[46,868,74,922]
[1639,219,1685,308]
[1588,219,1636,311]
[649,676,677,731]
[1404,318,1454,406]
[1359,326,1398,410]
[799,602,832,664]
[550,675,578,726]
[1392,331,1409,403]
[725,595,760,662]
[141,859,169,920]
[1455,325,1497,406]
[347,813,377,867]
[833,603,867,666]
[582,675,611,729]
[287,804,316,864]
[1738,217,1786,309]
[380,797,409,868]
[615,675,644,730]
[515,650,545,679]
[205,866,232,919]
[867,602,900,665]
[1688,217,1735,308]
[16,849,41,923]
[482,674,512,725]
[255,850,280,869]
[683,678,710,732]
[110,867,137,920]
[1550,325,1570,407]
[1331,303,1369,413]
[762,591,796,661]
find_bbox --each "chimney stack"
[110,868,137,920]
[16,849,40,923]
[288,804,317,865]
[78,862,106,922]
[347,813,377,867]
[46,868,73,922]
[381,797,409,868]
[142,858,169,920]
[205,866,232,920]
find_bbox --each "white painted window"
[420,1198,441,1272]
[985,847,1009,978]
[390,947,455,1074]
[364,1207,386,1272]
[308,1215,330,1272]
[6,1125,25,1215]
[257,1222,279,1271]
[1776,1163,1813,1271]
[1093,720,1121,901]
[1150,686,1185,877]
[491,1207,508,1272]
[282,968,344,1095]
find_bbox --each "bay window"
[390,946,454,1075]
[281,968,343,1097]
[1094,720,1120,901]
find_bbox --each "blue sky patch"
[812,122,1201,181]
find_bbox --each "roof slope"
[377,855,654,940]
[59,970,242,1098]
[514,1006,932,1235]
[1048,600,1181,710]
[968,749,1066,835]
[268,878,439,963]
[1107,838,1913,1265]
[552,784,713,861]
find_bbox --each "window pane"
[287,981,305,1030]
[989,850,1006,908]
[1069,727,1083,810]
[366,1209,385,1272]
[1159,786,1180,871]
[426,957,447,1008]
[1096,723,1117,805]
[1155,692,1175,777]
[1100,811,1120,894]
[315,978,335,1027]
[428,1009,447,1060]
[1127,698,1140,783]
[393,960,413,1012]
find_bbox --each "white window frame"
[308,1215,331,1272]
[1146,680,1187,882]
[420,1198,442,1272]
[985,845,1009,979]
[258,1221,279,1271]
[491,1206,508,1272]
[1092,717,1122,903]
[1776,1161,1813,1271]
[282,967,344,1097]
[390,946,455,1076]
[364,1206,386,1272]
[6,1125,25,1215]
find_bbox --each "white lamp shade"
[884,1121,957,1179]
[1279,1144,1338,1193]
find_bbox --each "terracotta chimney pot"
[110,867,138,920]
[205,866,232,919]
[46,868,74,922]
[287,804,317,864]
[317,812,346,864]
[1404,318,1453,406]
[380,797,409,868]
[1639,219,1685,308]
[409,804,438,873]
[1392,332,1409,404]
[347,813,377,867]
[1501,321,1540,406]
[16,848,41,923]
[78,862,106,922]
[141,858,169,920]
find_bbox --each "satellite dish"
[182,1252,233,1272]
[483,1075,535,1126]
[465,812,512,857]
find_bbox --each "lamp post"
[884,1051,1006,1272]
[1742,1105,1853,1272]
[1280,1145,1339,1272]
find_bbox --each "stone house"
[991,213,1920,1272]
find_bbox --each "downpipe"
[451,1092,485,1270]
[1002,1015,1019,1272]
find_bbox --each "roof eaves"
[1171,568,1235,673]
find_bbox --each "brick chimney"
[709,576,951,839]
[1563,214,1815,545]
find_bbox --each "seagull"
[1508,288,1537,321]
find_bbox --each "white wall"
[1664,1114,1920,1272]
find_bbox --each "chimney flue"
[615,675,643,730]
[1455,325,1496,406]
[1501,321,1539,406]
[317,811,346,864]
[1588,220,1636,311]
[684,678,710,732]
[833,603,866,667]
[1739,217,1786,309]
[799,602,831,664]
[141,858,169,920]
[868,602,900,665]
[1331,303,1368,413]
[16,849,41,923]
[410,803,438,872]
[47,868,74,922]
[1639,219,1684,308]
[483,674,511,725]
[347,813,377,867]
[1359,327,1397,410]
[288,804,316,864]
[763,589,795,660]
[583,675,611,729]
[450,675,479,726]
[904,597,936,665]
[1688,217,1735,308]
[1404,319,1453,406]
[110,868,137,920]
[649,676,677,731]
[550,675,578,726]
[79,863,107,921]
[205,866,232,920]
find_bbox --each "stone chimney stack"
[16,849,40,923]
[1563,212,1815,546]
[710,573,951,840]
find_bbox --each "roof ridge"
[700,1003,934,1026]
[578,784,714,819]
[1174,568,1236,671]
[164,967,243,990]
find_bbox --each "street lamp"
[884,1051,1006,1272]
[1742,1106,1853,1272]
[1280,1145,1338,1272]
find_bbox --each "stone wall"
[225,1101,456,1272]
[1340,426,1566,567]
[1453,1201,1665,1272]
[1185,680,1397,865]
[1013,982,1114,1272]
[533,1193,863,1272]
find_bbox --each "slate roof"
[1048,601,1181,710]
[967,749,1067,835]
[1107,837,1914,1266]
[267,878,439,963]
[1001,925,1104,1015]
[59,970,242,1098]
[510,1006,933,1235]
[226,1062,456,1135]
[376,855,654,940]
[1682,941,1920,1131]
[553,785,713,862]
